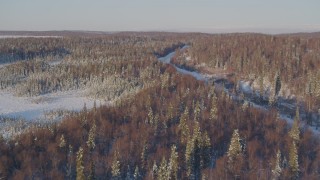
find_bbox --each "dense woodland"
[172,34,320,113]
[0,32,320,179]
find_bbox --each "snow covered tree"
[88,160,96,180]
[209,91,218,122]
[59,134,66,149]
[227,129,242,164]
[272,150,282,180]
[158,157,168,180]
[289,107,300,143]
[201,131,211,168]
[148,107,154,125]
[168,145,179,180]
[111,151,121,179]
[185,122,203,179]
[151,161,158,179]
[66,145,74,179]
[275,72,281,97]
[141,143,148,169]
[133,166,141,180]
[259,75,264,99]
[167,103,174,120]
[76,147,85,180]
[87,122,96,152]
[289,141,299,179]
[185,136,195,178]
[178,107,189,144]
[194,101,201,121]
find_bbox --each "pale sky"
[1,0,319,33]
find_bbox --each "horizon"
[1,0,320,34]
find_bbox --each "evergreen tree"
[227,129,242,164]
[185,122,202,179]
[201,131,211,168]
[87,122,96,152]
[185,136,195,178]
[275,72,281,97]
[289,107,300,143]
[148,107,154,125]
[66,145,74,179]
[178,107,189,144]
[259,75,264,99]
[209,90,218,122]
[168,103,174,120]
[88,160,96,180]
[133,166,141,180]
[158,157,168,180]
[59,134,66,149]
[111,151,121,179]
[194,101,201,121]
[152,161,158,179]
[168,145,179,180]
[141,143,148,169]
[272,150,282,180]
[76,147,85,180]
[289,141,299,179]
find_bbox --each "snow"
[0,89,107,121]
[158,51,175,64]
[158,46,207,81]
[239,81,253,94]
[0,62,13,69]
[174,65,207,81]
[0,35,62,39]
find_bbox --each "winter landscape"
[1,0,320,179]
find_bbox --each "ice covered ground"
[0,89,107,121]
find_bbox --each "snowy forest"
[0,32,320,179]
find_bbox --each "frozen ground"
[0,89,107,121]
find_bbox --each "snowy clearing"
[0,89,107,121]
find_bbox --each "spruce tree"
[259,75,264,99]
[59,134,66,149]
[88,160,96,180]
[168,145,179,180]
[289,107,300,143]
[87,122,96,152]
[194,101,201,121]
[111,151,121,179]
[289,141,299,179]
[152,161,158,179]
[227,129,242,164]
[178,107,189,144]
[209,91,218,122]
[133,166,141,180]
[76,147,85,180]
[141,143,148,169]
[275,72,281,97]
[185,136,195,178]
[272,150,282,180]
[158,157,168,180]
[201,131,211,168]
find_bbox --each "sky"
[1,0,320,34]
